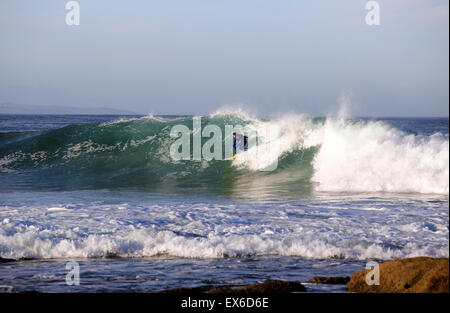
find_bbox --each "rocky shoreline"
[1,256,448,293]
[157,257,449,294]
[347,256,449,293]
[158,280,307,294]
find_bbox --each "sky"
[0,0,448,116]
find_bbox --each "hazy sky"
[0,0,448,116]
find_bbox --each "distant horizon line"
[0,113,448,119]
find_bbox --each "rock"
[307,276,350,285]
[157,286,211,294]
[210,280,306,293]
[347,257,449,293]
[207,286,234,293]
[157,280,306,294]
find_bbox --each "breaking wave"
[0,112,448,194]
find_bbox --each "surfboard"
[223,155,236,161]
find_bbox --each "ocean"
[0,113,448,293]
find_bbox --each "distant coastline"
[0,103,448,119]
[0,103,139,115]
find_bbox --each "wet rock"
[347,257,449,293]
[157,280,306,294]
[307,276,350,285]
[210,280,306,293]
[157,286,212,294]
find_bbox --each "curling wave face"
[0,113,448,195]
[0,113,448,196]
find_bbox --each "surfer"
[224,132,248,161]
